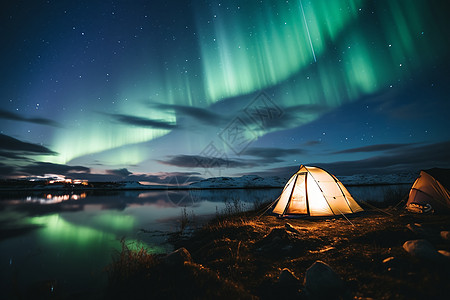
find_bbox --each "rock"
[304,261,345,299]
[441,231,450,241]
[438,250,450,259]
[274,268,302,298]
[402,239,441,261]
[256,228,296,253]
[162,247,192,266]
[265,228,294,241]
[278,268,299,285]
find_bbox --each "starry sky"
[1,0,449,183]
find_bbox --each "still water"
[0,185,410,296]
[0,188,281,296]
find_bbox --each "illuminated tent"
[273,165,363,217]
[406,168,450,213]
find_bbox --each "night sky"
[1,0,449,183]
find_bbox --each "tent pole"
[307,169,335,215]
[305,173,310,215]
[282,174,300,216]
[321,168,355,213]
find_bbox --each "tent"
[273,165,363,217]
[406,168,450,213]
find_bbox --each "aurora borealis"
[1,0,449,182]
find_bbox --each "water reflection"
[347,184,411,203]
[0,185,408,295]
[25,192,87,204]
[0,188,281,295]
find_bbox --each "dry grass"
[171,210,450,299]
[105,195,450,299]
[105,238,254,299]
[105,239,158,285]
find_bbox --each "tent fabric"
[406,168,450,213]
[273,165,363,217]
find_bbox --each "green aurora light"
[2,0,449,172]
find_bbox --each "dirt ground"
[107,208,450,299]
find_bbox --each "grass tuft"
[105,238,158,285]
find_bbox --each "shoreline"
[0,182,412,192]
[105,203,450,299]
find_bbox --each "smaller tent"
[273,165,363,217]
[406,168,450,213]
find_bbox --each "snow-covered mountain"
[189,175,286,189]
[339,172,417,186]
[1,172,417,191]
[188,172,417,189]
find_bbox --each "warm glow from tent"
[307,176,333,216]
[273,165,363,217]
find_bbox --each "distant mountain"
[0,172,417,191]
[189,172,417,189]
[189,175,286,189]
[338,172,417,186]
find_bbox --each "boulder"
[162,247,192,266]
[402,239,441,261]
[278,268,299,285]
[304,261,345,299]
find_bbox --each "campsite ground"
[106,203,450,299]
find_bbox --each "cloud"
[332,143,416,154]
[152,101,330,132]
[239,165,300,178]
[0,163,16,177]
[303,140,322,147]
[0,134,56,155]
[245,140,450,178]
[19,162,90,177]
[315,140,450,175]
[288,104,332,115]
[158,154,258,169]
[0,150,28,160]
[108,113,177,129]
[367,83,450,121]
[158,147,304,171]
[241,103,331,130]
[154,103,226,126]
[106,168,132,178]
[0,109,61,127]
[67,170,204,184]
[129,172,204,185]
[243,147,304,163]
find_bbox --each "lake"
[0,184,410,297]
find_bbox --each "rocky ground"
[106,207,450,299]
